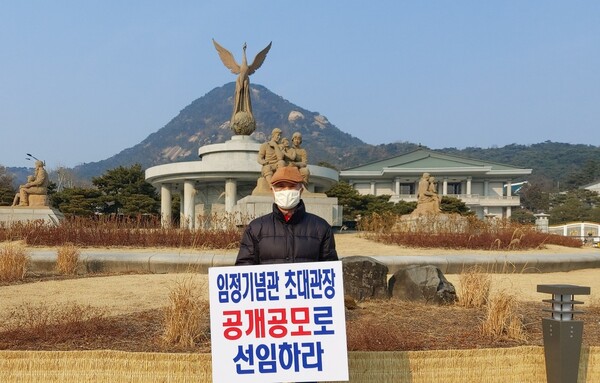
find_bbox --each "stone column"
[370,181,376,195]
[183,180,195,230]
[394,177,400,196]
[160,183,172,228]
[442,178,448,195]
[466,177,472,195]
[179,190,184,229]
[484,180,489,196]
[506,180,512,197]
[225,178,237,213]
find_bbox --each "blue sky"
[1,1,599,168]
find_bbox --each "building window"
[399,183,415,195]
[448,182,462,194]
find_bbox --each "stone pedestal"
[0,206,64,225]
[28,195,48,207]
[234,194,343,227]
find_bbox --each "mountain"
[71,83,419,180]
[6,83,600,189]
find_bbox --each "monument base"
[0,206,64,225]
[394,213,468,233]
[234,195,342,227]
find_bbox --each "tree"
[519,182,550,213]
[326,181,416,220]
[564,159,600,189]
[51,187,103,216]
[325,181,362,220]
[549,189,600,224]
[510,208,536,224]
[92,164,159,215]
[51,166,79,192]
[0,165,16,206]
[440,196,474,216]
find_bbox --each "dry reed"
[0,215,242,248]
[0,302,107,339]
[457,267,491,308]
[481,290,527,341]
[162,277,210,348]
[0,243,29,282]
[56,243,80,275]
[361,213,583,250]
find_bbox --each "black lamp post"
[537,284,590,383]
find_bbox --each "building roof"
[340,148,532,179]
[581,180,600,192]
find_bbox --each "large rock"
[388,265,457,304]
[342,256,389,301]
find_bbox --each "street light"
[537,284,590,383]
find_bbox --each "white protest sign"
[209,260,348,383]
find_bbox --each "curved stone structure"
[145,135,340,229]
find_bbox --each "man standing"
[235,166,338,383]
[236,165,338,265]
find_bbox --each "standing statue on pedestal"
[212,39,272,135]
[12,160,49,207]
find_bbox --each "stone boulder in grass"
[342,256,389,301]
[388,265,457,305]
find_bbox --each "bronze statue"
[212,39,272,135]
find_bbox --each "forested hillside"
[442,142,600,189]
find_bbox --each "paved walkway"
[27,248,600,275]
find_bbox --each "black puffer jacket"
[235,200,338,265]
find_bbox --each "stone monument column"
[183,180,196,229]
[225,178,237,213]
[160,183,172,228]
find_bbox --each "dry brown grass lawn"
[1,233,599,353]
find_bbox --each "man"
[236,166,336,383]
[236,165,338,265]
[257,128,285,185]
[16,160,49,206]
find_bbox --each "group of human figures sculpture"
[11,160,49,207]
[257,128,310,190]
